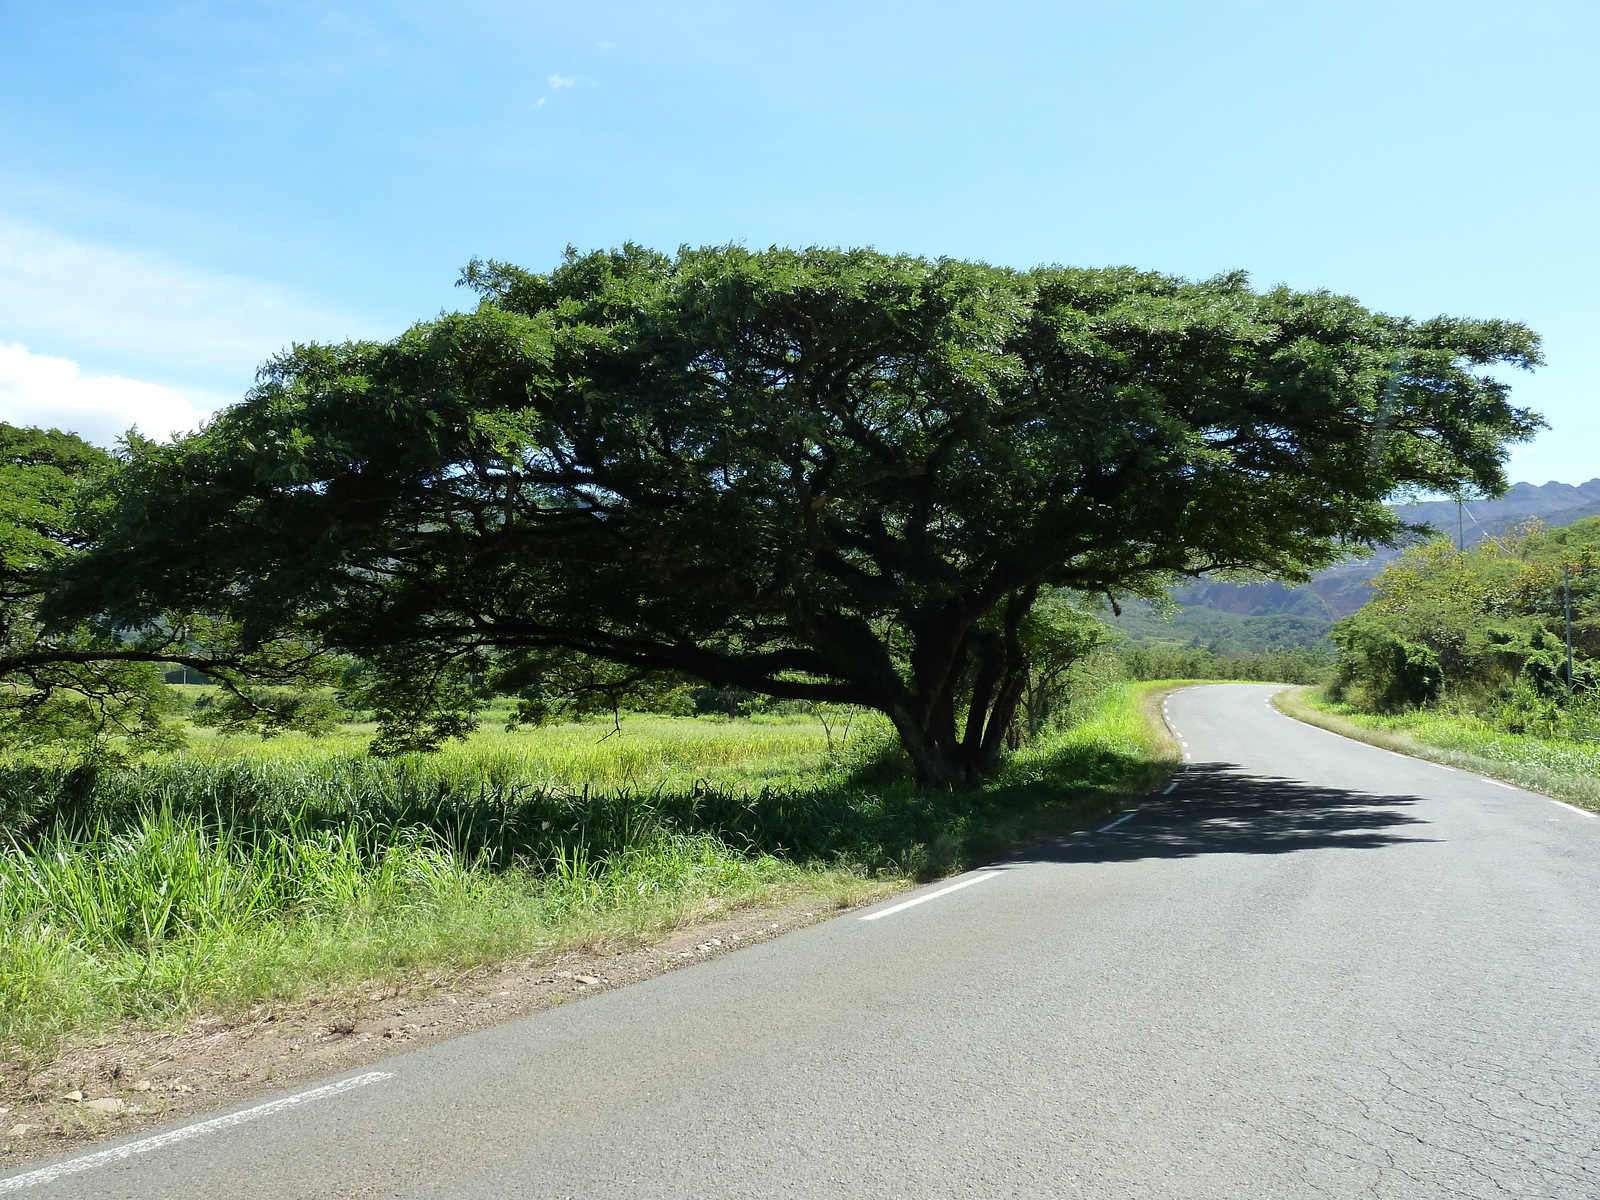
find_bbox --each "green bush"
[1330,518,1600,727]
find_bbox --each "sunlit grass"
[0,810,847,1061]
[183,712,866,791]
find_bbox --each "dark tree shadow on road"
[1010,762,1435,865]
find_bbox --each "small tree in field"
[1,422,336,753]
[53,246,1542,784]
[0,423,179,752]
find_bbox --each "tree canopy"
[52,245,1543,783]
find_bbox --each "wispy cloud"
[0,342,211,446]
[0,215,371,401]
[548,74,576,88]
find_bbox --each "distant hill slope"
[1111,478,1600,653]
[1310,478,1600,617]
[1399,479,1600,535]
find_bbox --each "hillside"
[1112,478,1600,652]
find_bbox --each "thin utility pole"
[1458,500,1464,552]
[1566,563,1575,693]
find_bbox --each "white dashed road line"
[859,872,1001,922]
[1548,798,1600,819]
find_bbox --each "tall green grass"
[1,811,812,1061]
[1,686,1174,1065]
[184,714,848,790]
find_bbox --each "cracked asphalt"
[8,682,1598,1198]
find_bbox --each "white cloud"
[0,215,370,396]
[548,74,576,88]
[0,343,212,446]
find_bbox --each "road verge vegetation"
[1273,686,1600,812]
[1,682,1180,1073]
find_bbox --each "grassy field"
[1,683,1179,1067]
[1276,687,1600,812]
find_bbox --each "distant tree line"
[1117,644,1331,686]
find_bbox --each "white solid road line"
[1097,812,1138,833]
[859,872,1001,922]
[0,1072,394,1194]
[1549,797,1600,819]
[1480,778,1517,790]
[1162,782,1178,794]
[1300,719,1461,773]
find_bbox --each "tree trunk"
[878,589,1039,788]
[884,707,969,789]
[884,663,1028,789]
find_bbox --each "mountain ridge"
[1115,477,1600,653]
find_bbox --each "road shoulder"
[1271,685,1600,813]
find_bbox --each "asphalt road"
[9,683,1599,1199]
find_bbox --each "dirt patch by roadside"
[0,892,868,1172]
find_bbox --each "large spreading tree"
[51,246,1542,784]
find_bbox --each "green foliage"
[0,424,184,754]
[0,805,807,1060]
[1110,602,1334,655]
[1105,591,1336,686]
[344,644,485,755]
[0,424,107,578]
[0,661,185,756]
[1329,618,1444,709]
[491,649,699,728]
[56,246,1542,784]
[1165,577,1337,622]
[1016,594,1118,736]
[191,687,349,738]
[1330,516,1600,719]
[1290,686,1600,812]
[0,421,343,755]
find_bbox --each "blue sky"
[1,0,1594,483]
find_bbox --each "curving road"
[7,684,1599,1198]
